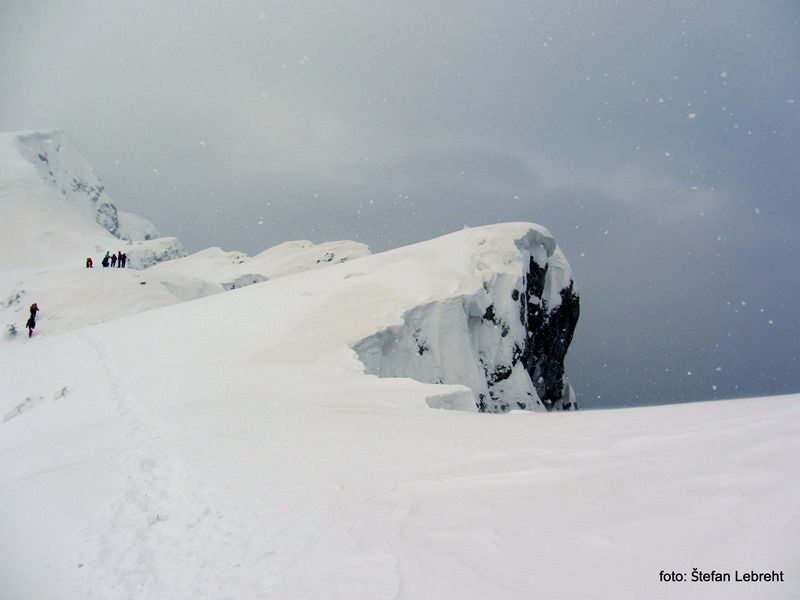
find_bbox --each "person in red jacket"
[86,256,93,268]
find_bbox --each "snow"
[148,238,371,291]
[0,130,372,337]
[0,130,169,270]
[1,313,798,599]
[1,130,798,599]
[1,222,798,598]
[117,210,160,242]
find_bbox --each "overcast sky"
[1,0,798,407]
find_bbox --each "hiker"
[117,250,124,268]
[120,252,128,268]
[27,303,39,338]
[110,253,117,268]
[86,256,93,268]
[102,251,111,267]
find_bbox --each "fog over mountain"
[1,1,798,406]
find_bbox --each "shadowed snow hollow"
[352,225,579,412]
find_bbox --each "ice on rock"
[353,225,580,412]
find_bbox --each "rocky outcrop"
[515,261,580,410]
[352,226,579,412]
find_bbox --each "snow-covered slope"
[12,130,158,241]
[0,232,797,598]
[1,130,377,338]
[0,130,181,271]
[0,238,372,338]
[0,130,189,335]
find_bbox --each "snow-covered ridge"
[1,130,578,412]
[12,130,159,241]
[353,224,579,412]
[0,130,181,271]
[0,128,375,335]
[149,238,370,291]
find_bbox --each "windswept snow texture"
[354,225,579,412]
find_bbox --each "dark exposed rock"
[516,260,580,410]
[487,364,513,385]
[483,304,497,324]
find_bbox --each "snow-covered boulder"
[352,225,579,412]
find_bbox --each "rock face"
[353,225,580,412]
[517,259,580,410]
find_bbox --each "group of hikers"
[86,250,128,269]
